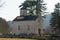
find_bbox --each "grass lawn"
[0,38,45,40]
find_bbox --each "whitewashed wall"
[12,20,42,35]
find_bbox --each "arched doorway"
[38,28,41,36]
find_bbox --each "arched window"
[27,25,30,31]
[18,26,20,30]
[38,28,41,35]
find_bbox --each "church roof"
[13,15,38,21]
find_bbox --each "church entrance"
[38,28,41,36]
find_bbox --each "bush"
[17,33,27,38]
[27,33,35,38]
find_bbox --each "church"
[11,9,43,36]
[12,0,43,36]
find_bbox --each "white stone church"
[11,8,43,36]
[12,0,43,35]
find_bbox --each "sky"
[0,0,60,21]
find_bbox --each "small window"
[18,26,20,30]
[28,25,30,31]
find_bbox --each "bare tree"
[0,0,6,7]
[0,17,9,35]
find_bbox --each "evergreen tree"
[19,0,46,16]
[50,3,60,40]
[36,0,47,36]
[50,3,60,34]
[19,0,37,15]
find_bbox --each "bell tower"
[20,9,27,16]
